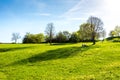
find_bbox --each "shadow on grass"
[7,45,92,66]
[0,46,33,53]
[52,43,76,45]
[52,43,68,45]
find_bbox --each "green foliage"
[109,26,120,37]
[78,17,105,44]
[106,36,120,42]
[109,30,116,37]
[78,23,92,41]
[55,31,71,43]
[56,31,67,43]
[23,33,44,43]
[69,32,79,43]
[0,42,120,79]
[63,31,71,42]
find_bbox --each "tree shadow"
[52,43,76,46]
[52,43,67,45]
[7,45,92,66]
[0,46,34,53]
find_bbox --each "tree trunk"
[92,32,96,45]
[50,38,52,45]
[50,41,52,45]
[93,39,95,45]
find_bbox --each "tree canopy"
[23,33,44,43]
[87,16,104,45]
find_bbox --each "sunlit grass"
[0,42,120,80]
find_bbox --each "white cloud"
[60,0,101,21]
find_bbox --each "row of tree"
[44,16,105,45]
[23,33,44,43]
[12,16,106,45]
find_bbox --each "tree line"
[106,26,120,42]
[12,16,107,45]
[109,26,120,37]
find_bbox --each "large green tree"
[78,23,92,41]
[23,33,44,43]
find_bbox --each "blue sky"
[0,0,120,42]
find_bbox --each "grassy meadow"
[0,42,120,80]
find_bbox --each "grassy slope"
[0,42,120,80]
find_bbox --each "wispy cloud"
[60,0,84,20]
[15,0,46,11]
[59,0,120,36]
[30,0,46,10]
[60,0,102,21]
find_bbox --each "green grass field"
[0,42,120,80]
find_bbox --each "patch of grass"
[0,42,120,80]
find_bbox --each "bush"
[106,36,120,42]
[23,33,44,43]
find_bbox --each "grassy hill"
[0,42,120,80]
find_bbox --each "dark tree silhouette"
[87,16,104,45]
[45,23,55,45]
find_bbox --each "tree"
[55,31,71,43]
[22,32,34,43]
[114,26,120,36]
[87,16,104,45]
[69,32,79,43]
[78,23,92,41]
[63,31,71,42]
[35,33,44,43]
[11,33,21,43]
[22,33,44,43]
[109,30,116,37]
[56,31,66,43]
[45,23,55,45]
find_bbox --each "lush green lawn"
[0,42,120,80]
